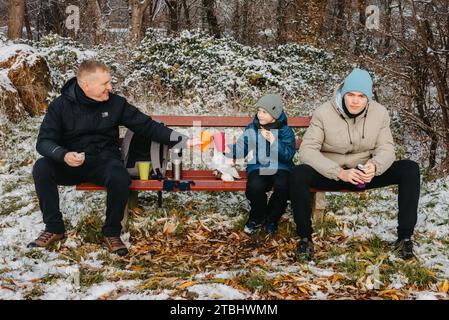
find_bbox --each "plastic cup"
[213,132,225,152]
[138,161,151,180]
[200,131,212,152]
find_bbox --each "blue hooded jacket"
[227,112,296,175]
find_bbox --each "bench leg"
[128,190,139,209]
[312,192,326,225]
[121,191,138,230]
[157,191,163,208]
[121,202,129,230]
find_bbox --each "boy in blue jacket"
[225,94,296,234]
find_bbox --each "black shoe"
[296,237,314,262]
[243,220,263,235]
[394,238,414,260]
[264,221,278,234]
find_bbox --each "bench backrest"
[151,115,311,128]
[151,115,311,149]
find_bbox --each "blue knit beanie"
[340,68,373,101]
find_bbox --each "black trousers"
[245,169,290,224]
[32,156,131,237]
[290,160,420,240]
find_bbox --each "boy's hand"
[261,128,275,144]
[224,146,231,154]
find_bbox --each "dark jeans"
[32,156,131,237]
[290,160,420,240]
[245,169,290,224]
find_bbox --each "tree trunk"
[165,0,179,35]
[277,0,287,44]
[143,0,162,30]
[202,0,220,37]
[24,1,32,40]
[383,0,392,52]
[88,0,107,44]
[334,0,346,39]
[232,0,240,40]
[7,0,25,40]
[353,0,366,54]
[241,0,250,44]
[130,0,152,44]
[182,0,191,29]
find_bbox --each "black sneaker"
[264,221,278,234]
[296,237,314,261]
[243,220,263,235]
[394,238,415,260]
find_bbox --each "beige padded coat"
[298,83,395,180]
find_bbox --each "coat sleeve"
[271,126,296,164]
[298,110,342,180]
[36,101,68,162]
[226,126,259,160]
[120,101,187,148]
[368,111,396,175]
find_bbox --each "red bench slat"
[76,179,247,191]
[76,180,359,193]
[151,115,311,128]
[76,168,359,193]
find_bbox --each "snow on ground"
[187,283,246,300]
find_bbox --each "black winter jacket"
[36,77,184,162]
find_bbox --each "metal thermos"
[172,148,182,180]
[356,164,366,189]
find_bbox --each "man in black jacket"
[29,60,198,256]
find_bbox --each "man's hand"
[360,162,376,183]
[186,138,202,148]
[64,152,84,167]
[338,168,365,185]
[260,128,275,144]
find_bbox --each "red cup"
[213,132,226,152]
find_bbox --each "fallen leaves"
[179,280,197,290]
[162,220,178,236]
[2,207,443,301]
[131,206,144,215]
[438,280,449,293]
[115,215,448,300]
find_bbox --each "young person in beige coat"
[290,68,420,261]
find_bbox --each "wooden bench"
[76,115,349,225]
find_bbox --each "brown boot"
[27,231,66,248]
[103,236,129,257]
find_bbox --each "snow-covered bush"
[33,34,97,93]
[127,29,349,102]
